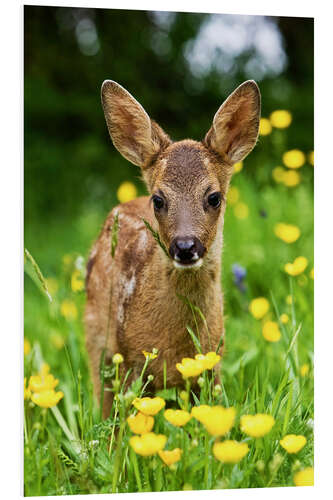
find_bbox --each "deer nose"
[169,237,205,264]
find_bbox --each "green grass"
[24,149,313,495]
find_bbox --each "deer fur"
[85,80,261,418]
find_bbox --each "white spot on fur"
[173,258,203,270]
[117,272,136,325]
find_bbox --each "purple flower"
[232,263,247,293]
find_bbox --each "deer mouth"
[173,256,204,270]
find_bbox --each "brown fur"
[85,80,261,418]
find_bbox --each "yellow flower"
[164,409,191,427]
[300,363,310,377]
[60,300,78,320]
[272,166,285,183]
[249,297,270,320]
[308,151,314,166]
[176,357,205,378]
[262,321,281,342]
[127,412,154,434]
[29,373,59,393]
[286,294,293,305]
[284,256,308,276]
[280,434,307,454]
[132,397,165,416]
[129,432,167,457]
[282,149,305,169]
[50,332,65,350]
[309,268,314,280]
[71,269,84,292]
[195,352,221,370]
[234,202,249,219]
[227,186,240,205]
[112,353,124,364]
[280,313,289,324]
[31,390,64,408]
[233,161,243,173]
[213,440,249,463]
[274,223,301,243]
[293,467,314,486]
[24,378,31,400]
[191,405,212,423]
[199,406,236,437]
[142,350,158,360]
[158,448,182,466]
[283,170,300,187]
[24,338,31,356]
[270,110,292,129]
[117,181,137,204]
[240,414,275,437]
[259,118,272,136]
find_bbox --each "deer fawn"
[85,80,261,418]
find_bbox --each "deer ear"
[101,80,171,168]
[204,80,261,164]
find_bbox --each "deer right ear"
[101,80,171,168]
[204,80,261,164]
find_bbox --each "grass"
[24,149,314,495]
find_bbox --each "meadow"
[24,113,314,495]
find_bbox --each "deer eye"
[152,195,164,210]
[208,192,221,208]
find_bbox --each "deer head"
[101,80,260,269]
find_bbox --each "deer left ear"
[204,80,261,164]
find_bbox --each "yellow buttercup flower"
[300,363,310,377]
[270,110,292,129]
[29,373,59,393]
[259,118,272,136]
[158,448,182,466]
[24,338,31,356]
[284,256,308,276]
[308,151,314,166]
[227,186,240,205]
[233,161,243,174]
[71,269,84,292]
[274,223,301,243]
[195,352,221,370]
[127,412,154,434]
[283,170,300,187]
[249,297,270,320]
[280,313,289,324]
[142,350,158,360]
[280,434,307,454]
[286,294,293,305]
[24,378,31,400]
[164,409,191,427]
[132,397,165,416]
[293,467,314,486]
[112,353,124,364]
[31,390,64,408]
[213,440,249,464]
[234,202,249,219]
[262,321,281,342]
[283,149,305,169]
[199,406,236,436]
[176,357,205,378]
[272,166,285,183]
[50,332,65,350]
[191,405,212,423]
[129,432,167,457]
[309,268,314,280]
[60,300,78,320]
[240,414,275,437]
[117,181,137,204]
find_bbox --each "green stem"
[204,433,210,488]
[131,449,143,492]
[112,421,126,493]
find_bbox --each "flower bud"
[256,460,265,473]
[147,374,154,382]
[197,377,204,388]
[112,353,124,364]
[179,390,188,402]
